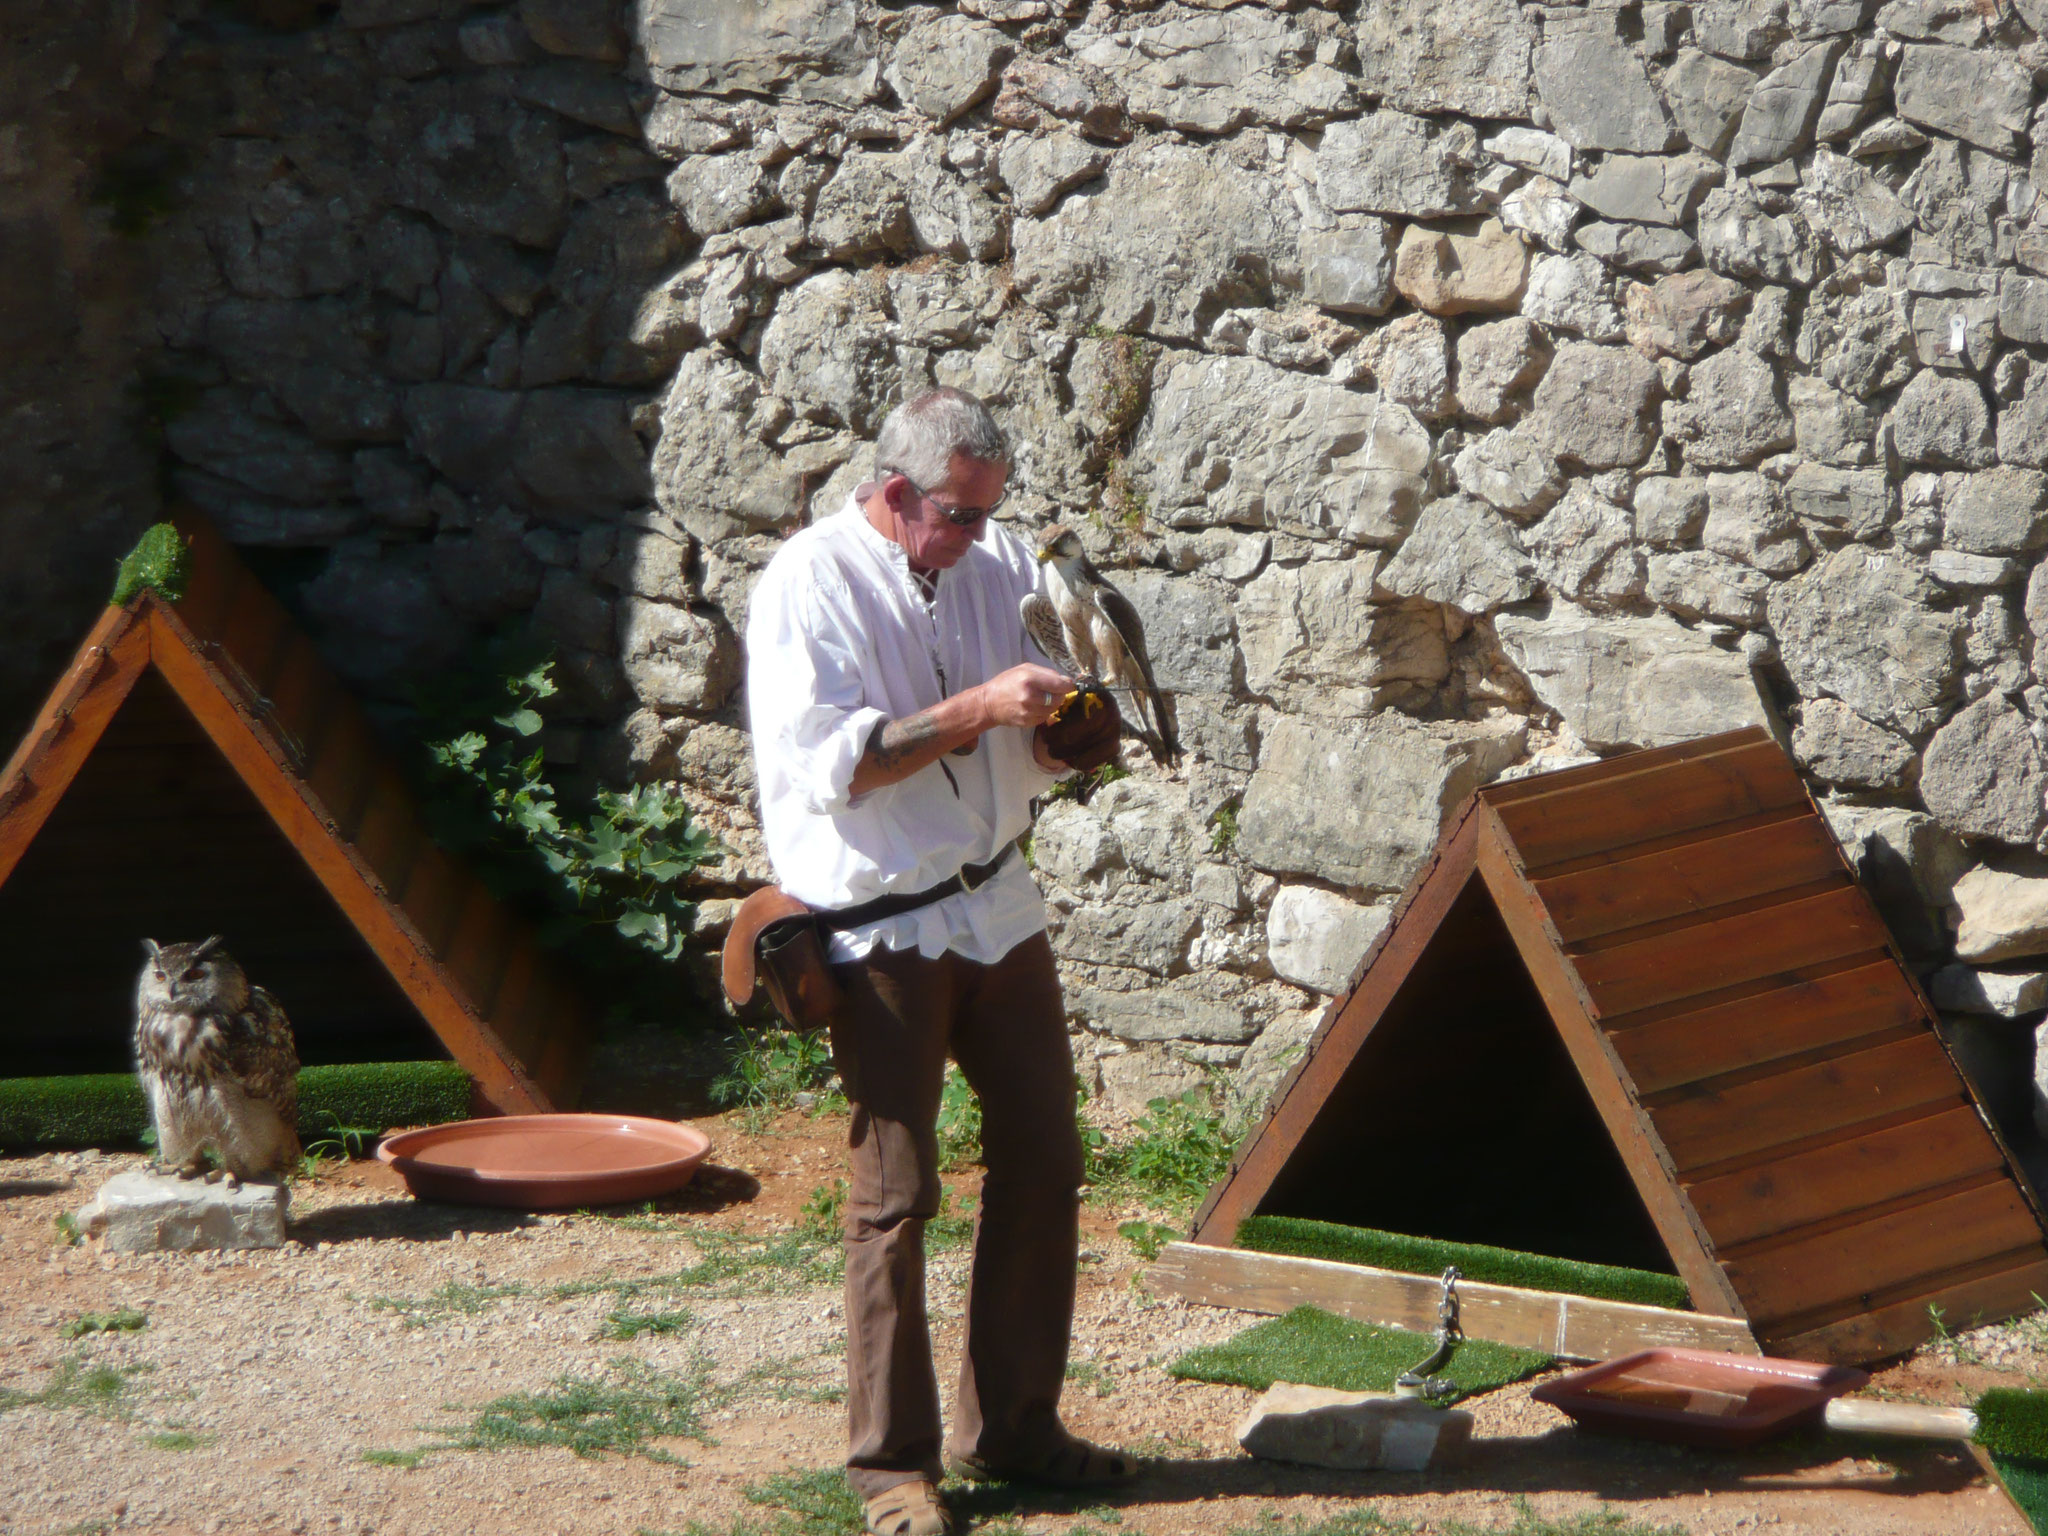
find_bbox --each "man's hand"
[979,663,1076,729]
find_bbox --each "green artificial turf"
[1168,1304,1554,1404]
[1238,1214,1694,1312]
[1979,1390,2048,1462]
[0,1061,472,1149]
[109,523,190,607]
[1990,1453,2048,1535]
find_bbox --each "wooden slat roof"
[0,514,588,1111]
[1191,727,2048,1365]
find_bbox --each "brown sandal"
[945,1433,1141,1489]
[864,1478,954,1536]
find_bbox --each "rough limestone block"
[1237,1384,1474,1471]
[75,1171,289,1253]
[1266,886,1392,995]
[1392,220,1529,315]
[1931,965,2048,1019]
[1954,869,2048,964]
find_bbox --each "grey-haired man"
[744,388,1132,1536]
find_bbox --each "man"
[745,388,1133,1536]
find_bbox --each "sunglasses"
[888,471,1007,527]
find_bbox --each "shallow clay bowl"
[376,1114,712,1209]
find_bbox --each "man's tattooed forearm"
[866,710,945,769]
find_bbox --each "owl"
[135,937,300,1187]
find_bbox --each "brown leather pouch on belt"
[722,887,845,1030]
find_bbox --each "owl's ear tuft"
[191,935,224,963]
[141,938,162,961]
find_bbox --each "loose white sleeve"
[746,569,888,818]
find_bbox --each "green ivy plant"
[415,646,716,969]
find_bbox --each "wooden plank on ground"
[1615,961,1923,1096]
[1146,1243,1760,1362]
[1687,1106,2008,1250]
[1575,886,1889,1021]
[1492,737,1804,874]
[1537,816,1847,947]
[1656,1034,1965,1174]
[1724,1180,2043,1327]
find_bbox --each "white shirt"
[745,498,1067,963]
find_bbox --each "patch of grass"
[1441,1503,1688,1536]
[739,1357,844,1406]
[360,1447,427,1469]
[60,1308,147,1339]
[1237,1216,1693,1313]
[436,1358,714,1463]
[144,1428,213,1451]
[1169,1305,1552,1405]
[1990,1451,2048,1534]
[1092,1089,1239,1215]
[740,1468,866,1534]
[1928,1300,1984,1365]
[1065,1360,1117,1398]
[0,1353,151,1419]
[555,1228,843,1306]
[367,1280,529,1326]
[603,1307,693,1341]
[713,1026,842,1130]
[1977,1388,2048,1460]
[1228,1501,1685,1536]
[936,1066,982,1172]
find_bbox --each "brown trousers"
[825,931,1084,1499]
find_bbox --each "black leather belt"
[816,844,1019,931]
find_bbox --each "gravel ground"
[0,1115,2037,1536]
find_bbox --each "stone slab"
[75,1170,290,1253]
[1237,1383,1474,1471]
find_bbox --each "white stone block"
[75,1170,289,1253]
[1266,886,1393,995]
[1237,1383,1474,1471]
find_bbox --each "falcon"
[1029,525,1177,766]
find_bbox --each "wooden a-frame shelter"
[1152,728,2048,1366]
[0,515,587,1111]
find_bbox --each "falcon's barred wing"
[1021,592,1084,678]
[1093,582,1179,765]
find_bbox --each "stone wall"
[0,0,171,735]
[25,0,2048,1130]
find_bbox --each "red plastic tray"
[376,1114,711,1209]
[1531,1348,1870,1450]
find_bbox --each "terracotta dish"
[1532,1348,1869,1450]
[376,1114,712,1209]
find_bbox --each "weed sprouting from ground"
[800,1179,847,1242]
[0,1354,151,1419]
[435,1358,715,1463]
[60,1309,147,1339]
[1065,1360,1117,1398]
[1224,1503,1688,1536]
[361,1447,427,1469]
[144,1428,213,1451]
[937,1066,983,1172]
[1118,1220,1179,1261]
[713,1026,844,1131]
[553,1227,843,1308]
[1090,1087,1241,1216]
[367,1280,529,1326]
[738,1356,845,1405]
[53,1212,82,1247]
[603,1306,693,1341]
